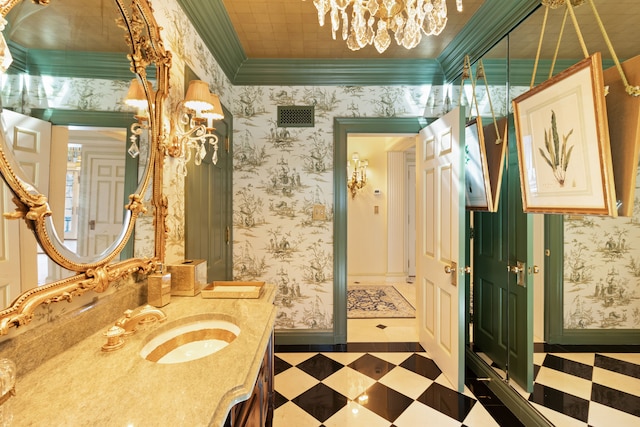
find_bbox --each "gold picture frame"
[512,52,617,216]
[464,116,508,212]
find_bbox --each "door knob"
[444,261,458,286]
[509,261,526,287]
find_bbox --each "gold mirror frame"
[0,0,170,334]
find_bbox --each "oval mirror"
[0,0,169,331]
[0,0,153,270]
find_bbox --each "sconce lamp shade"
[124,78,148,109]
[202,92,224,121]
[184,80,213,112]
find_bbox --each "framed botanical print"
[512,52,617,216]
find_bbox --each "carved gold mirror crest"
[0,0,170,333]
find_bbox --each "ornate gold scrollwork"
[0,0,170,334]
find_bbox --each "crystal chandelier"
[310,0,463,53]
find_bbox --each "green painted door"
[185,117,233,282]
[473,170,509,370]
[506,115,534,392]
[473,116,533,392]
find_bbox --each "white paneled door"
[416,107,466,392]
[79,150,125,257]
[1,110,52,296]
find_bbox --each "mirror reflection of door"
[75,136,126,257]
[0,180,20,307]
[1,110,127,286]
[1,110,51,290]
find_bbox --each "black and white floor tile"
[273,343,523,427]
[280,281,640,426]
[526,352,640,427]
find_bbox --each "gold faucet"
[114,304,167,336]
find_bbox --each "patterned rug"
[347,285,415,319]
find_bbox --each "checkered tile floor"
[524,352,640,427]
[273,344,521,427]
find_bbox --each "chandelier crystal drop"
[311,0,457,53]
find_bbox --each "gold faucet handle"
[102,326,126,352]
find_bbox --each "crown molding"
[7,42,148,80]
[438,0,541,80]
[30,109,135,126]
[233,58,445,86]
[175,0,247,81]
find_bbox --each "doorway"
[346,134,417,343]
[332,117,425,345]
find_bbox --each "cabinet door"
[227,334,274,427]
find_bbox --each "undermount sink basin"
[140,316,240,364]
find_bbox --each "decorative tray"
[201,281,265,299]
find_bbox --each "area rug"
[347,285,415,319]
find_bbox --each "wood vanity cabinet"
[224,333,274,427]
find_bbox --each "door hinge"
[225,226,230,245]
[225,136,230,153]
[469,227,474,239]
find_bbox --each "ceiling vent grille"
[277,106,314,128]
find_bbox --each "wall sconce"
[124,78,152,158]
[167,80,224,172]
[347,152,368,199]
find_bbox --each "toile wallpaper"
[563,176,640,329]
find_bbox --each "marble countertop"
[10,285,276,427]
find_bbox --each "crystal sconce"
[347,152,368,199]
[124,78,152,158]
[167,80,224,174]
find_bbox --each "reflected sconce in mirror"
[167,80,224,173]
[347,152,368,199]
[124,78,153,158]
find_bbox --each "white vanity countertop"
[10,284,276,427]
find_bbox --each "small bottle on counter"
[148,263,171,307]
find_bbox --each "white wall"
[347,137,388,281]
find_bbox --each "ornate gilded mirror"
[0,0,169,333]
